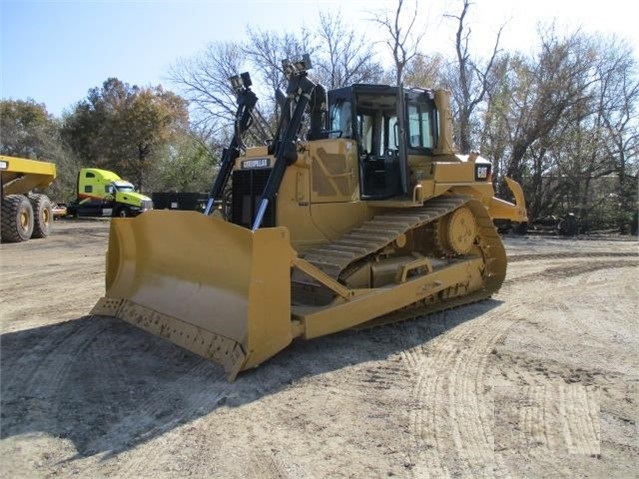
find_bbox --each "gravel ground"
[1,219,637,478]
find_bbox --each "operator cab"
[328,84,439,200]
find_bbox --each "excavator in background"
[93,56,527,380]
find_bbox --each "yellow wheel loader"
[93,57,527,380]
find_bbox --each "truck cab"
[68,168,153,217]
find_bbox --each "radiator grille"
[231,168,275,228]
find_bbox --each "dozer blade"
[92,211,295,381]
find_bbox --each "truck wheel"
[29,193,53,238]
[67,204,78,218]
[114,207,130,218]
[1,194,34,243]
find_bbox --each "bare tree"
[371,0,425,85]
[313,12,384,89]
[443,0,504,153]
[169,42,245,136]
[243,26,317,108]
[170,12,386,150]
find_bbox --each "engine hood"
[115,191,152,205]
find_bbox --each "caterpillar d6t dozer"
[93,57,527,380]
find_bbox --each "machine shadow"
[1,299,501,460]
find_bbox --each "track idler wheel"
[433,206,477,256]
[447,206,477,255]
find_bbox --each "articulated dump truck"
[93,57,527,380]
[1,155,56,243]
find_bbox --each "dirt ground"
[1,219,637,478]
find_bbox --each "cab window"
[329,100,352,139]
[386,115,398,151]
[356,113,374,153]
[408,103,435,149]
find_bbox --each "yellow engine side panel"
[275,139,370,251]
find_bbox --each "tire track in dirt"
[402,252,630,477]
[97,359,229,476]
[103,328,408,477]
[560,385,601,455]
[502,260,638,288]
[445,311,515,477]
[368,323,452,476]
[243,451,288,479]
[5,316,232,474]
[407,356,449,478]
[4,319,110,396]
[509,385,567,478]
[403,303,521,478]
[508,251,637,263]
[517,257,638,382]
[492,255,627,474]
[567,265,638,359]
[535,265,615,458]
[285,331,415,477]
[0,317,113,460]
[518,384,600,456]
[519,386,553,450]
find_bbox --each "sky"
[1,0,638,118]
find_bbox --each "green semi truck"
[0,155,56,243]
[66,168,153,218]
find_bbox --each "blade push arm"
[252,56,317,231]
[205,73,258,215]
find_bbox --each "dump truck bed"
[0,155,57,195]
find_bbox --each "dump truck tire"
[1,194,34,243]
[29,193,53,238]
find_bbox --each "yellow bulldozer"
[93,56,527,380]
